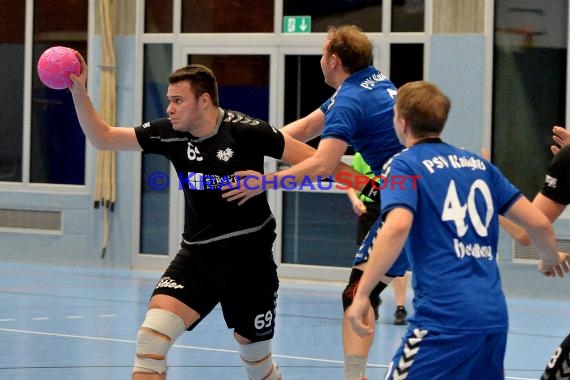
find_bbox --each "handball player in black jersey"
[538,142,570,380]
[485,129,570,379]
[69,53,359,379]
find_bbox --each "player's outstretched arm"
[281,109,325,143]
[498,217,531,247]
[498,193,566,248]
[505,197,568,277]
[69,52,141,152]
[480,148,531,246]
[223,133,362,205]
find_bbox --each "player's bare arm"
[223,134,362,205]
[505,197,567,277]
[481,148,532,246]
[222,133,319,204]
[280,109,325,142]
[346,207,413,336]
[69,52,141,152]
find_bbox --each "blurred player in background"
[222,25,409,380]
[346,152,409,325]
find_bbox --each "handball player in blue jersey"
[223,25,409,379]
[346,81,568,379]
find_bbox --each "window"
[0,0,88,185]
[282,191,358,267]
[145,0,173,33]
[140,44,172,255]
[391,0,425,32]
[492,0,567,197]
[31,0,88,185]
[390,43,424,87]
[181,0,274,33]
[188,55,271,121]
[0,1,25,181]
[283,0,382,32]
[284,55,335,149]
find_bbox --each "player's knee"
[342,283,355,310]
[342,268,363,310]
[238,340,281,380]
[342,269,386,320]
[343,286,381,320]
[132,308,186,375]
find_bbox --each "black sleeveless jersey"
[135,109,285,244]
[541,144,570,206]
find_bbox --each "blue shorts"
[385,327,507,380]
[352,217,409,276]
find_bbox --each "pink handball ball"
[37,46,80,90]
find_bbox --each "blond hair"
[326,25,373,73]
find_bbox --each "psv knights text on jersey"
[135,109,285,245]
[319,66,403,175]
[380,140,522,334]
[541,144,570,206]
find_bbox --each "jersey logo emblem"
[327,87,340,110]
[217,148,234,162]
[545,174,558,188]
[155,276,184,290]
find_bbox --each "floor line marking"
[0,327,379,366]
[0,327,535,379]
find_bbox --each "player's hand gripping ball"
[37,46,80,90]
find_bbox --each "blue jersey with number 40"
[381,140,522,334]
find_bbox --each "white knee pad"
[133,308,186,374]
[344,354,367,380]
[238,340,281,380]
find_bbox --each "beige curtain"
[433,0,485,34]
[94,0,116,258]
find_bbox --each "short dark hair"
[169,64,220,106]
[326,25,373,73]
[396,81,451,137]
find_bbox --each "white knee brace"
[133,308,186,374]
[238,340,281,380]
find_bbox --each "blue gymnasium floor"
[0,262,568,379]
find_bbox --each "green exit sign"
[283,16,311,33]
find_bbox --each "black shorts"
[152,222,278,342]
[356,202,380,245]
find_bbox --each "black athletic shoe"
[394,306,407,325]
